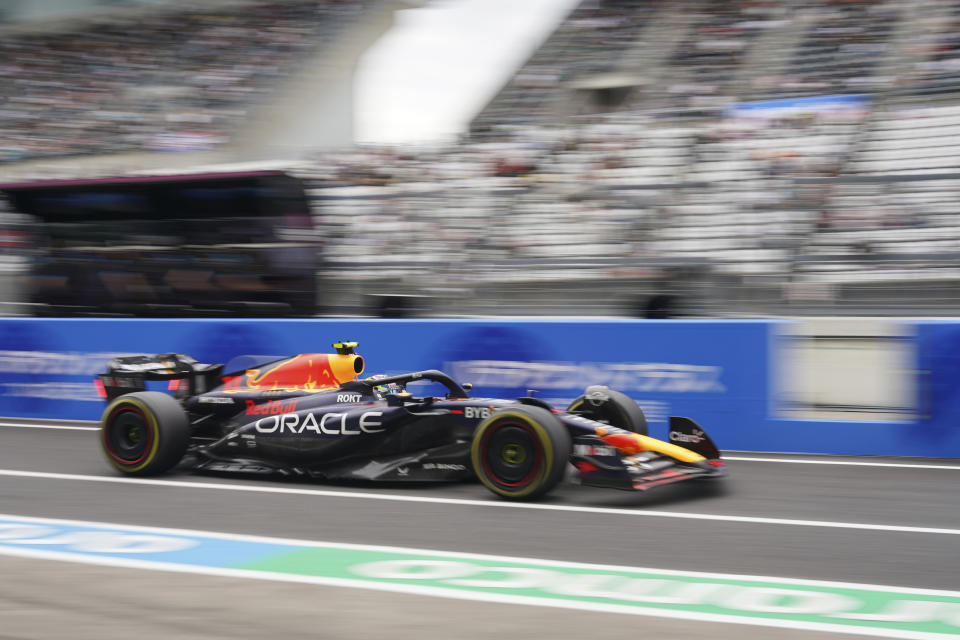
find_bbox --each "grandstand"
[452,0,960,316]
[3,0,960,317]
[0,0,383,165]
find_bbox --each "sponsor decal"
[422,463,467,471]
[573,444,618,457]
[337,394,363,403]
[447,360,726,393]
[245,399,298,416]
[254,411,384,435]
[198,396,234,404]
[670,429,705,444]
[463,406,492,419]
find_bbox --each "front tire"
[470,406,571,500]
[100,391,189,476]
[567,386,648,435]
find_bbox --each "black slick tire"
[100,391,189,476]
[470,405,571,500]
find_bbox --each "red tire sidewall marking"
[479,419,543,488]
[103,405,154,466]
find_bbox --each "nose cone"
[601,431,707,462]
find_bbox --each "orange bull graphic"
[223,353,364,393]
[600,432,647,455]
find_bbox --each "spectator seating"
[0,0,367,163]
[847,104,960,173]
[471,0,654,134]
[756,0,901,99]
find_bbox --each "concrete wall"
[229,4,397,159]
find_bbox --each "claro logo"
[255,411,384,435]
[670,429,705,444]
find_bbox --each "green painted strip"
[241,548,960,637]
[2,514,958,638]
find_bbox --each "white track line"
[4,420,959,470]
[0,422,98,431]
[723,456,960,471]
[0,468,957,536]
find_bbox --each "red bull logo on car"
[244,399,298,416]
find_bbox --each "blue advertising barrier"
[0,318,765,443]
[0,317,954,457]
[914,321,960,443]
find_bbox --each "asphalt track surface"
[1,420,958,640]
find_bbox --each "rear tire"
[567,386,648,435]
[470,406,571,500]
[100,391,189,476]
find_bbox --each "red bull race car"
[96,342,726,500]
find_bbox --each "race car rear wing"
[97,353,223,401]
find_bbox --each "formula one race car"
[96,342,726,500]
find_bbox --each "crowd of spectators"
[0,0,366,163]
[472,0,654,133]
[3,0,960,313]
[648,1,788,118]
[906,5,960,96]
[753,0,901,98]
[306,0,960,303]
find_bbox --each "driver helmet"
[368,374,402,396]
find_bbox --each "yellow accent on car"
[329,353,364,381]
[634,433,706,462]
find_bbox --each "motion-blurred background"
[0,0,957,319]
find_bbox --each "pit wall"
[0,317,957,458]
